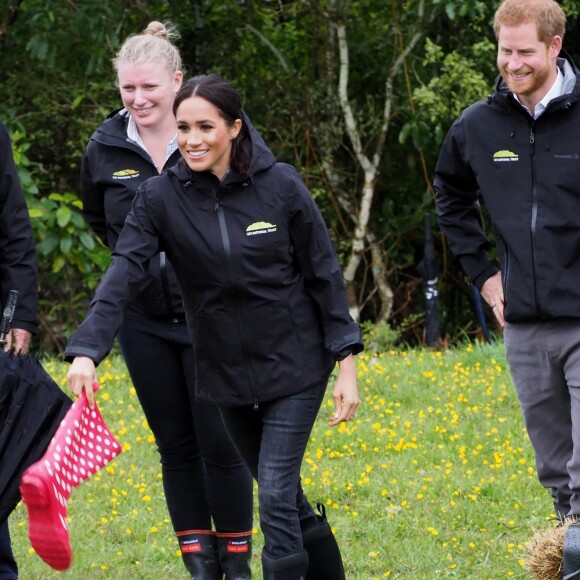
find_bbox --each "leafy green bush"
[30,191,110,354]
[361,320,401,353]
[11,127,109,354]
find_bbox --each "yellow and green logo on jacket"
[493,150,519,163]
[246,221,277,236]
[112,169,140,180]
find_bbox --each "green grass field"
[7,341,554,578]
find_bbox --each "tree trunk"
[333,0,435,322]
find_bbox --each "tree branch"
[244,23,290,73]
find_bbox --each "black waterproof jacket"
[435,52,580,323]
[0,121,37,332]
[81,109,184,321]
[66,115,363,406]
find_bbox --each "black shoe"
[217,532,252,579]
[563,521,580,578]
[178,531,222,580]
[262,550,308,580]
[301,503,345,580]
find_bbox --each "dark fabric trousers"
[0,520,17,580]
[504,319,580,517]
[118,315,253,533]
[219,381,327,558]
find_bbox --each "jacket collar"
[493,49,580,110]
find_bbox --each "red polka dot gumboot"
[19,383,122,570]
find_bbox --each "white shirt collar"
[126,113,178,168]
[514,66,564,119]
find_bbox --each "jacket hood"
[242,111,277,175]
[169,110,276,184]
[493,50,580,104]
[90,108,130,146]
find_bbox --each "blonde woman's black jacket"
[0,121,37,333]
[435,52,580,323]
[66,115,363,406]
[81,109,184,321]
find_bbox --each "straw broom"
[523,518,578,580]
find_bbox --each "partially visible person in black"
[66,74,363,580]
[78,23,254,579]
[0,120,39,580]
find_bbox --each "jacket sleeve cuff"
[63,346,101,365]
[10,320,38,334]
[326,331,365,361]
[472,265,500,291]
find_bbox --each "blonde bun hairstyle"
[113,20,182,74]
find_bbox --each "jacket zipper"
[214,191,259,410]
[497,233,510,299]
[528,123,543,317]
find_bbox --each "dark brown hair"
[173,74,252,173]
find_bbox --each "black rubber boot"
[178,531,222,580]
[301,503,345,580]
[262,550,308,580]
[217,532,252,579]
[564,522,580,579]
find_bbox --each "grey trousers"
[504,319,580,517]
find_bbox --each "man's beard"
[502,61,551,97]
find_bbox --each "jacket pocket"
[194,310,247,404]
[241,302,307,383]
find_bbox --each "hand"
[67,356,97,408]
[329,354,360,426]
[3,328,33,354]
[480,272,505,328]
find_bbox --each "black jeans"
[219,381,327,558]
[118,315,253,533]
[0,520,17,580]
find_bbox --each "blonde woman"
[78,24,253,579]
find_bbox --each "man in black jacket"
[435,0,580,520]
[0,120,39,579]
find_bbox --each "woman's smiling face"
[175,95,241,181]
[117,58,182,130]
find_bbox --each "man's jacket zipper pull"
[529,127,535,156]
[253,401,259,411]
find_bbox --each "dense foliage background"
[1,0,579,353]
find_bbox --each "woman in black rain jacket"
[75,23,254,579]
[66,74,363,579]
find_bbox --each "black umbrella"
[470,284,491,343]
[417,213,441,347]
[0,292,72,524]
